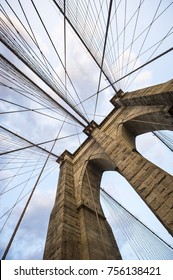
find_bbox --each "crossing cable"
[114,28,173,80]
[112,1,173,78]
[0,150,45,234]
[1,3,64,94]
[101,188,173,251]
[0,72,72,125]
[120,0,127,88]
[52,0,118,94]
[112,0,121,87]
[125,26,173,90]
[0,98,82,127]
[17,0,61,92]
[79,46,173,104]
[106,0,124,90]
[61,1,97,121]
[0,162,55,196]
[0,150,21,174]
[123,0,163,89]
[101,1,115,74]
[0,165,45,183]
[0,23,88,125]
[0,125,58,158]
[82,0,92,40]
[62,0,113,88]
[0,55,87,127]
[68,0,105,60]
[1,116,66,259]
[0,108,75,126]
[0,11,59,90]
[0,161,53,172]
[78,0,108,65]
[0,163,54,183]
[94,0,114,119]
[121,0,143,89]
[0,132,55,160]
[70,0,118,87]
[3,0,58,73]
[18,0,87,116]
[0,82,74,121]
[0,149,37,195]
[107,0,145,68]
[0,97,78,123]
[0,131,82,158]
[0,165,58,222]
[0,55,77,121]
[30,0,89,122]
[1,0,75,106]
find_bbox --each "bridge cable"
[124,0,163,89]
[94,0,114,120]
[79,46,173,104]
[1,116,67,259]
[0,165,57,221]
[153,131,173,152]
[101,188,173,259]
[30,0,89,122]
[0,55,87,127]
[52,0,118,94]
[0,150,44,234]
[3,0,78,106]
[0,125,58,158]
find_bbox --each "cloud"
[0,183,57,260]
[131,70,152,88]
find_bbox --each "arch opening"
[136,130,173,175]
[78,159,122,260]
[100,171,173,259]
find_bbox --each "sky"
[0,0,173,260]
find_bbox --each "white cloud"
[132,70,152,88]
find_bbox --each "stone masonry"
[44,79,173,259]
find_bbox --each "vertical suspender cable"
[94,0,114,119]
[101,188,173,249]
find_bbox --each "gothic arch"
[123,108,173,136]
[74,154,121,259]
[44,80,173,259]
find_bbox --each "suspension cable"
[0,55,87,126]
[1,114,68,259]
[80,46,173,103]
[101,187,173,250]
[0,125,58,158]
[94,0,114,119]
[52,0,118,93]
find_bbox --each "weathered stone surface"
[44,80,173,260]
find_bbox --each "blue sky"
[0,0,173,259]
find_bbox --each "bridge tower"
[43,79,173,260]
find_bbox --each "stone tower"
[43,79,173,259]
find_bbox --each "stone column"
[77,160,122,259]
[43,152,81,259]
